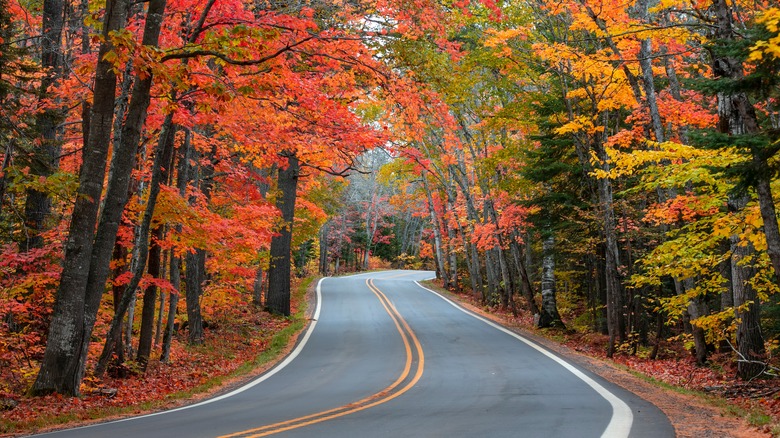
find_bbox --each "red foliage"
[0,303,297,433]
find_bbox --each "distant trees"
[372,0,780,378]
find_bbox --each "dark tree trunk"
[318,222,329,276]
[266,153,300,316]
[730,235,765,379]
[422,171,448,286]
[0,141,13,211]
[23,0,64,251]
[594,138,624,357]
[161,129,190,362]
[109,241,127,369]
[95,114,175,376]
[155,253,167,347]
[137,115,175,367]
[161,253,179,363]
[80,0,168,379]
[185,249,206,344]
[32,0,129,396]
[136,226,162,367]
[710,0,767,372]
[510,238,540,316]
[184,142,215,344]
[483,249,500,305]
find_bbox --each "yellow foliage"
[749,8,780,62]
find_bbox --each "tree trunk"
[23,0,65,251]
[538,236,564,328]
[32,0,129,396]
[318,222,329,276]
[445,201,459,292]
[710,0,767,373]
[594,139,624,357]
[483,249,500,305]
[185,249,206,344]
[94,114,175,376]
[421,171,448,286]
[136,115,175,367]
[510,238,540,316]
[80,0,168,379]
[0,141,13,207]
[683,278,709,365]
[731,236,765,379]
[160,255,179,363]
[136,226,161,367]
[110,242,127,370]
[183,141,215,345]
[161,129,190,362]
[636,0,664,144]
[155,255,166,348]
[266,153,299,316]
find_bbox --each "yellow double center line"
[219,279,425,438]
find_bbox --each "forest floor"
[0,277,314,437]
[2,275,779,437]
[427,281,780,438]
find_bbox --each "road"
[35,270,674,438]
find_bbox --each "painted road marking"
[413,280,634,438]
[219,279,424,438]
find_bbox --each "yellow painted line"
[218,279,424,438]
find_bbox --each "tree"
[32,0,130,396]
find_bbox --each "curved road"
[36,270,673,437]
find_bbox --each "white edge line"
[413,280,633,438]
[39,278,326,435]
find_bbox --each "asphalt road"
[35,270,674,438]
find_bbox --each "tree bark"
[682,277,709,365]
[137,116,175,368]
[710,0,767,372]
[161,128,190,362]
[95,114,175,376]
[266,153,299,316]
[510,237,540,316]
[79,0,168,381]
[421,171,448,286]
[538,236,565,328]
[445,196,459,292]
[183,141,215,345]
[185,248,206,344]
[32,0,129,396]
[23,0,65,251]
[594,138,624,357]
[730,234,765,379]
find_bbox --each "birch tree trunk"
[538,236,564,328]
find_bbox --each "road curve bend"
[34,270,673,438]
